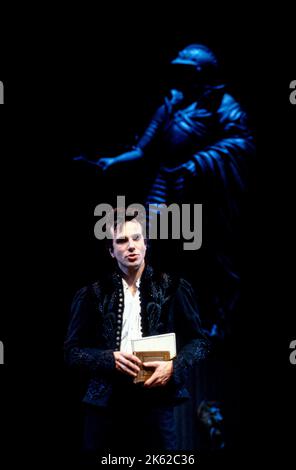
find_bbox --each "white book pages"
[131,333,176,359]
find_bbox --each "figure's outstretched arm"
[96,99,171,171]
[97,147,144,171]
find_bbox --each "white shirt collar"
[122,277,141,291]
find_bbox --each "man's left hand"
[143,360,173,388]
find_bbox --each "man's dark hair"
[106,208,148,252]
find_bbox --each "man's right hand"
[113,351,142,378]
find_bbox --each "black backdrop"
[0,7,295,468]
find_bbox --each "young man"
[64,214,209,456]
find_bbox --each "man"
[64,213,209,456]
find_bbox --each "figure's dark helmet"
[171,44,218,72]
[170,44,222,92]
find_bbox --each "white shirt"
[120,278,142,354]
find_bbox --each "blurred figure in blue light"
[97,44,253,209]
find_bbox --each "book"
[131,333,176,358]
[131,333,176,384]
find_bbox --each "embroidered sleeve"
[171,279,210,387]
[64,286,115,373]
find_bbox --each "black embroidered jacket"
[64,265,210,407]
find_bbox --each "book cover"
[133,351,171,383]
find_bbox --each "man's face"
[110,220,146,271]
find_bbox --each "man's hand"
[143,360,173,388]
[113,351,142,378]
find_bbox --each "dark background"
[0,6,295,467]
